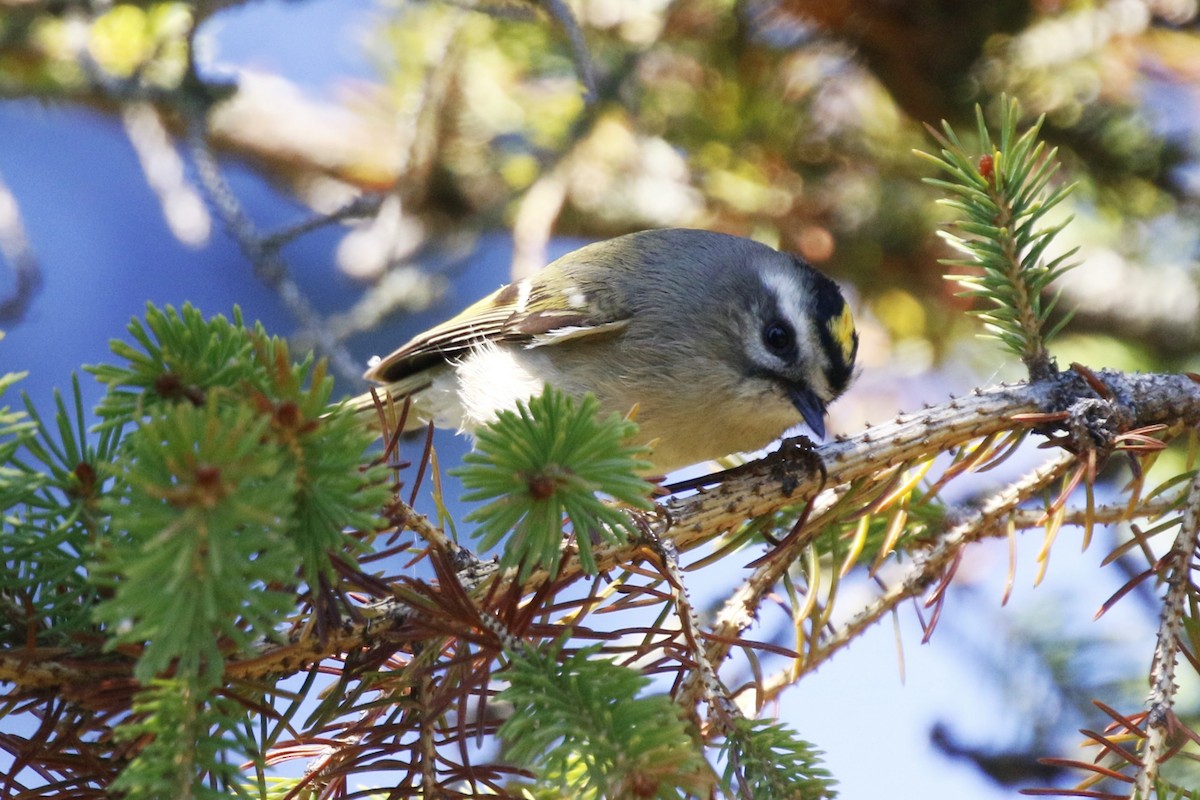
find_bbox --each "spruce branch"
[919,96,1079,380]
[648,535,731,720]
[497,639,711,798]
[2,304,388,797]
[454,387,653,582]
[5,356,1200,795]
[1136,470,1200,799]
[110,680,253,800]
[6,373,1198,690]
[721,718,836,800]
[646,536,836,799]
[3,376,119,640]
[0,336,33,488]
[92,400,299,686]
[797,451,1078,678]
[506,371,1200,597]
[89,303,257,423]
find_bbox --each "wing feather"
[363,274,631,384]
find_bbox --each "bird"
[354,228,858,474]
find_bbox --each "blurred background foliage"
[3,0,1199,377]
[2,0,1200,794]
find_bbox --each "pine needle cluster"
[498,640,710,798]
[456,388,653,580]
[920,97,1078,381]
[1,304,387,799]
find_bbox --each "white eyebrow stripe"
[760,269,807,336]
[758,266,834,400]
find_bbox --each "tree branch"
[1136,469,1200,797]
[4,370,1197,699]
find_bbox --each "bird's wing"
[363,275,631,384]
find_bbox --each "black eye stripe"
[761,319,798,361]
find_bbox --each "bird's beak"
[787,386,827,439]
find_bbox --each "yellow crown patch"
[829,304,857,363]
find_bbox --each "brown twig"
[1136,469,1200,798]
[795,450,1077,679]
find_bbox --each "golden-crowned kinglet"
[356,228,858,473]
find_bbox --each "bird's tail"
[342,375,436,435]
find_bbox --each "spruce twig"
[919,96,1079,380]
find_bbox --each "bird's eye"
[761,320,796,358]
